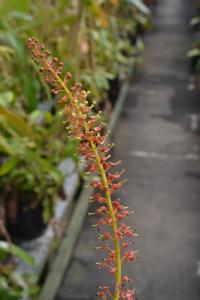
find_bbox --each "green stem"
[89,142,121,300]
[43,61,121,299]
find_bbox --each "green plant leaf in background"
[0,134,15,155]
[126,0,150,15]
[0,105,35,138]
[0,0,29,15]
[1,27,39,112]
[190,17,200,27]
[0,91,15,108]
[0,157,18,176]
[0,45,14,56]
[0,241,35,266]
[187,48,200,58]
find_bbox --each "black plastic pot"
[5,192,46,241]
[108,76,120,107]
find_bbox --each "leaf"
[3,31,25,65]
[10,11,33,22]
[21,73,38,112]
[136,37,145,51]
[0,105,35,138]
[2,30,39,111]
[0,45,14,55]
[0,0,29,15]
[0,275,9,290]
[0,92,15,107]
[126,0,150,15]
[48,168,63,185]
[0,157,18,176]
[0,134,15,155]
[190,17,200,27]
[91,3,109,28]
[10,271,27,290]
[63,138,78,157]
[29,109,43,123]
[0,241,35,267]
[187,48,200,58]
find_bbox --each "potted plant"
[0,104,75,240]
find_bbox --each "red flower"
[121,289,136,300]
[91,180,104,190]
[110,267,117,274]
[123,251,137,262]
[97,287,109,299]
[122,275,131,283]
[122,242,129,249]
[102,232,111,240]
[112,200,123,211]
[94,193,107,203]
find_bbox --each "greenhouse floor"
[56,0,200,299]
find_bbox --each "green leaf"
[0,0,29,15]
[11,11,33,22]
[0,241,35,267]
[136,37,145,51]
[63,139,78,157]
[0,105,35,138]
[0,275,9,290]
[3,31,25,65]
[0,157,18,176]
[126,0,150,15]
[187,48,200,58]
[0,92,15,108]
[21,73,38,112]
[48,168,63,185]
[0,45,14,55]
[0,134,15,155]
[190,17,200,27]
[29,109,43,124]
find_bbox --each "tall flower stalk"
[28,37,137,300]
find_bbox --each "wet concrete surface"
[56,0,200,299]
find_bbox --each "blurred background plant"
[187,0,200,90]
[0,0,151,111]
[0,103,79,240]
[0,219,39,299]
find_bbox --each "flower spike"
[28,37,137,300]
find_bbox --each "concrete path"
[56,0,200,299]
